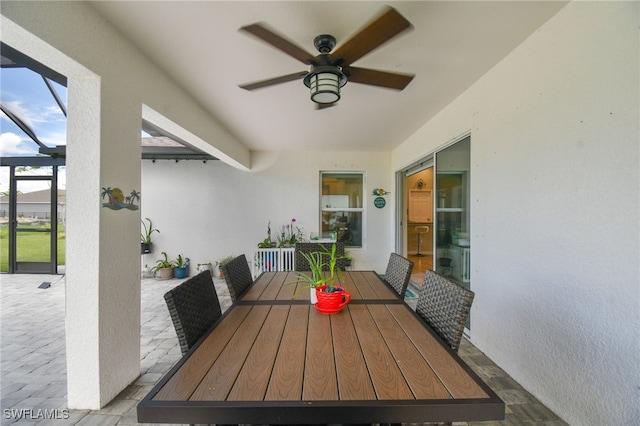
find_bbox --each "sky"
[0,66,68,193]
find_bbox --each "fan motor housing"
[313,34,336,54]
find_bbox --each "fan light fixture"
[303,65,347,104]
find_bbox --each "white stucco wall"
[1,1,250,408]
[141,150,393,275]
[392,2,639,425]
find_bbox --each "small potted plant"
[288,243,350,312]
[152,251,174,280]
[141,218,159,254]
[174,254,189,279]
[141,263,153,278]
[439,247,452,267]
[278,218,304,248]
[257,221,277,248]
[258,237,276,248]
[196,262,212,274]
[216,255,236,278]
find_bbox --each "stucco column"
[65,76,142,409]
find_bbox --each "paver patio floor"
[0,272,566,425]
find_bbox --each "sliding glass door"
[435,137,470,288]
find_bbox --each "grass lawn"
[0,224,65,272]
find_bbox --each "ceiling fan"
[238,6,415,108]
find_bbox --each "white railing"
[252,248,295,278]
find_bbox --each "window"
[320,172,364,247]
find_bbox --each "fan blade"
[240,23,316,65]
[345,66,414,90]
[331,6,412,66]
[239,71,308,91]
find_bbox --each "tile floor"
[406,254,430,291]
[0,272,567,425]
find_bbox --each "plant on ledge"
[277,218,305,247]
[141,217,159,254]
[257,219,306,248]
[257,221,277,248]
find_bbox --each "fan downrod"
[313,34,336,54]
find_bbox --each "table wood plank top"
[139,271,504,424]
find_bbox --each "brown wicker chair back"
[294,242,346,271]
[220,254,253,301]
[163,270,222,355]
[384,253,414,298]
[415,270,475,352]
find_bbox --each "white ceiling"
[89,1,567,153]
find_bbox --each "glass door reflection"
[435,137,470,287]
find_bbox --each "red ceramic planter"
[315,286,351,314]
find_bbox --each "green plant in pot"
[174,254,189,279]
[257,221,277,248]
[289,243,350,312]
[216,255,235,278]
[439,247,452,267]
[141,218,159,254]
[152,251,174,280]
[196,262,212,273]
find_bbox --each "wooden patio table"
[137,271,504,424]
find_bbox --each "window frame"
[319,171,365,248]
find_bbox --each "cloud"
[0,132,37,156]
[2,100,37,129]
[40,129,67,147]
[0,167,8,193]
[1,101,67,147]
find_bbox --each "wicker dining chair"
[415,270,475,352]
[220,254,253,301]
[163,269,222,355]
[294,242,346,271]
[383,253,414,298]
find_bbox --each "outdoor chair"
[415,270,475,352]
[383,253,414,298]
[221,254,253,301]
[163,269,222,355]
[294,242,345,271]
